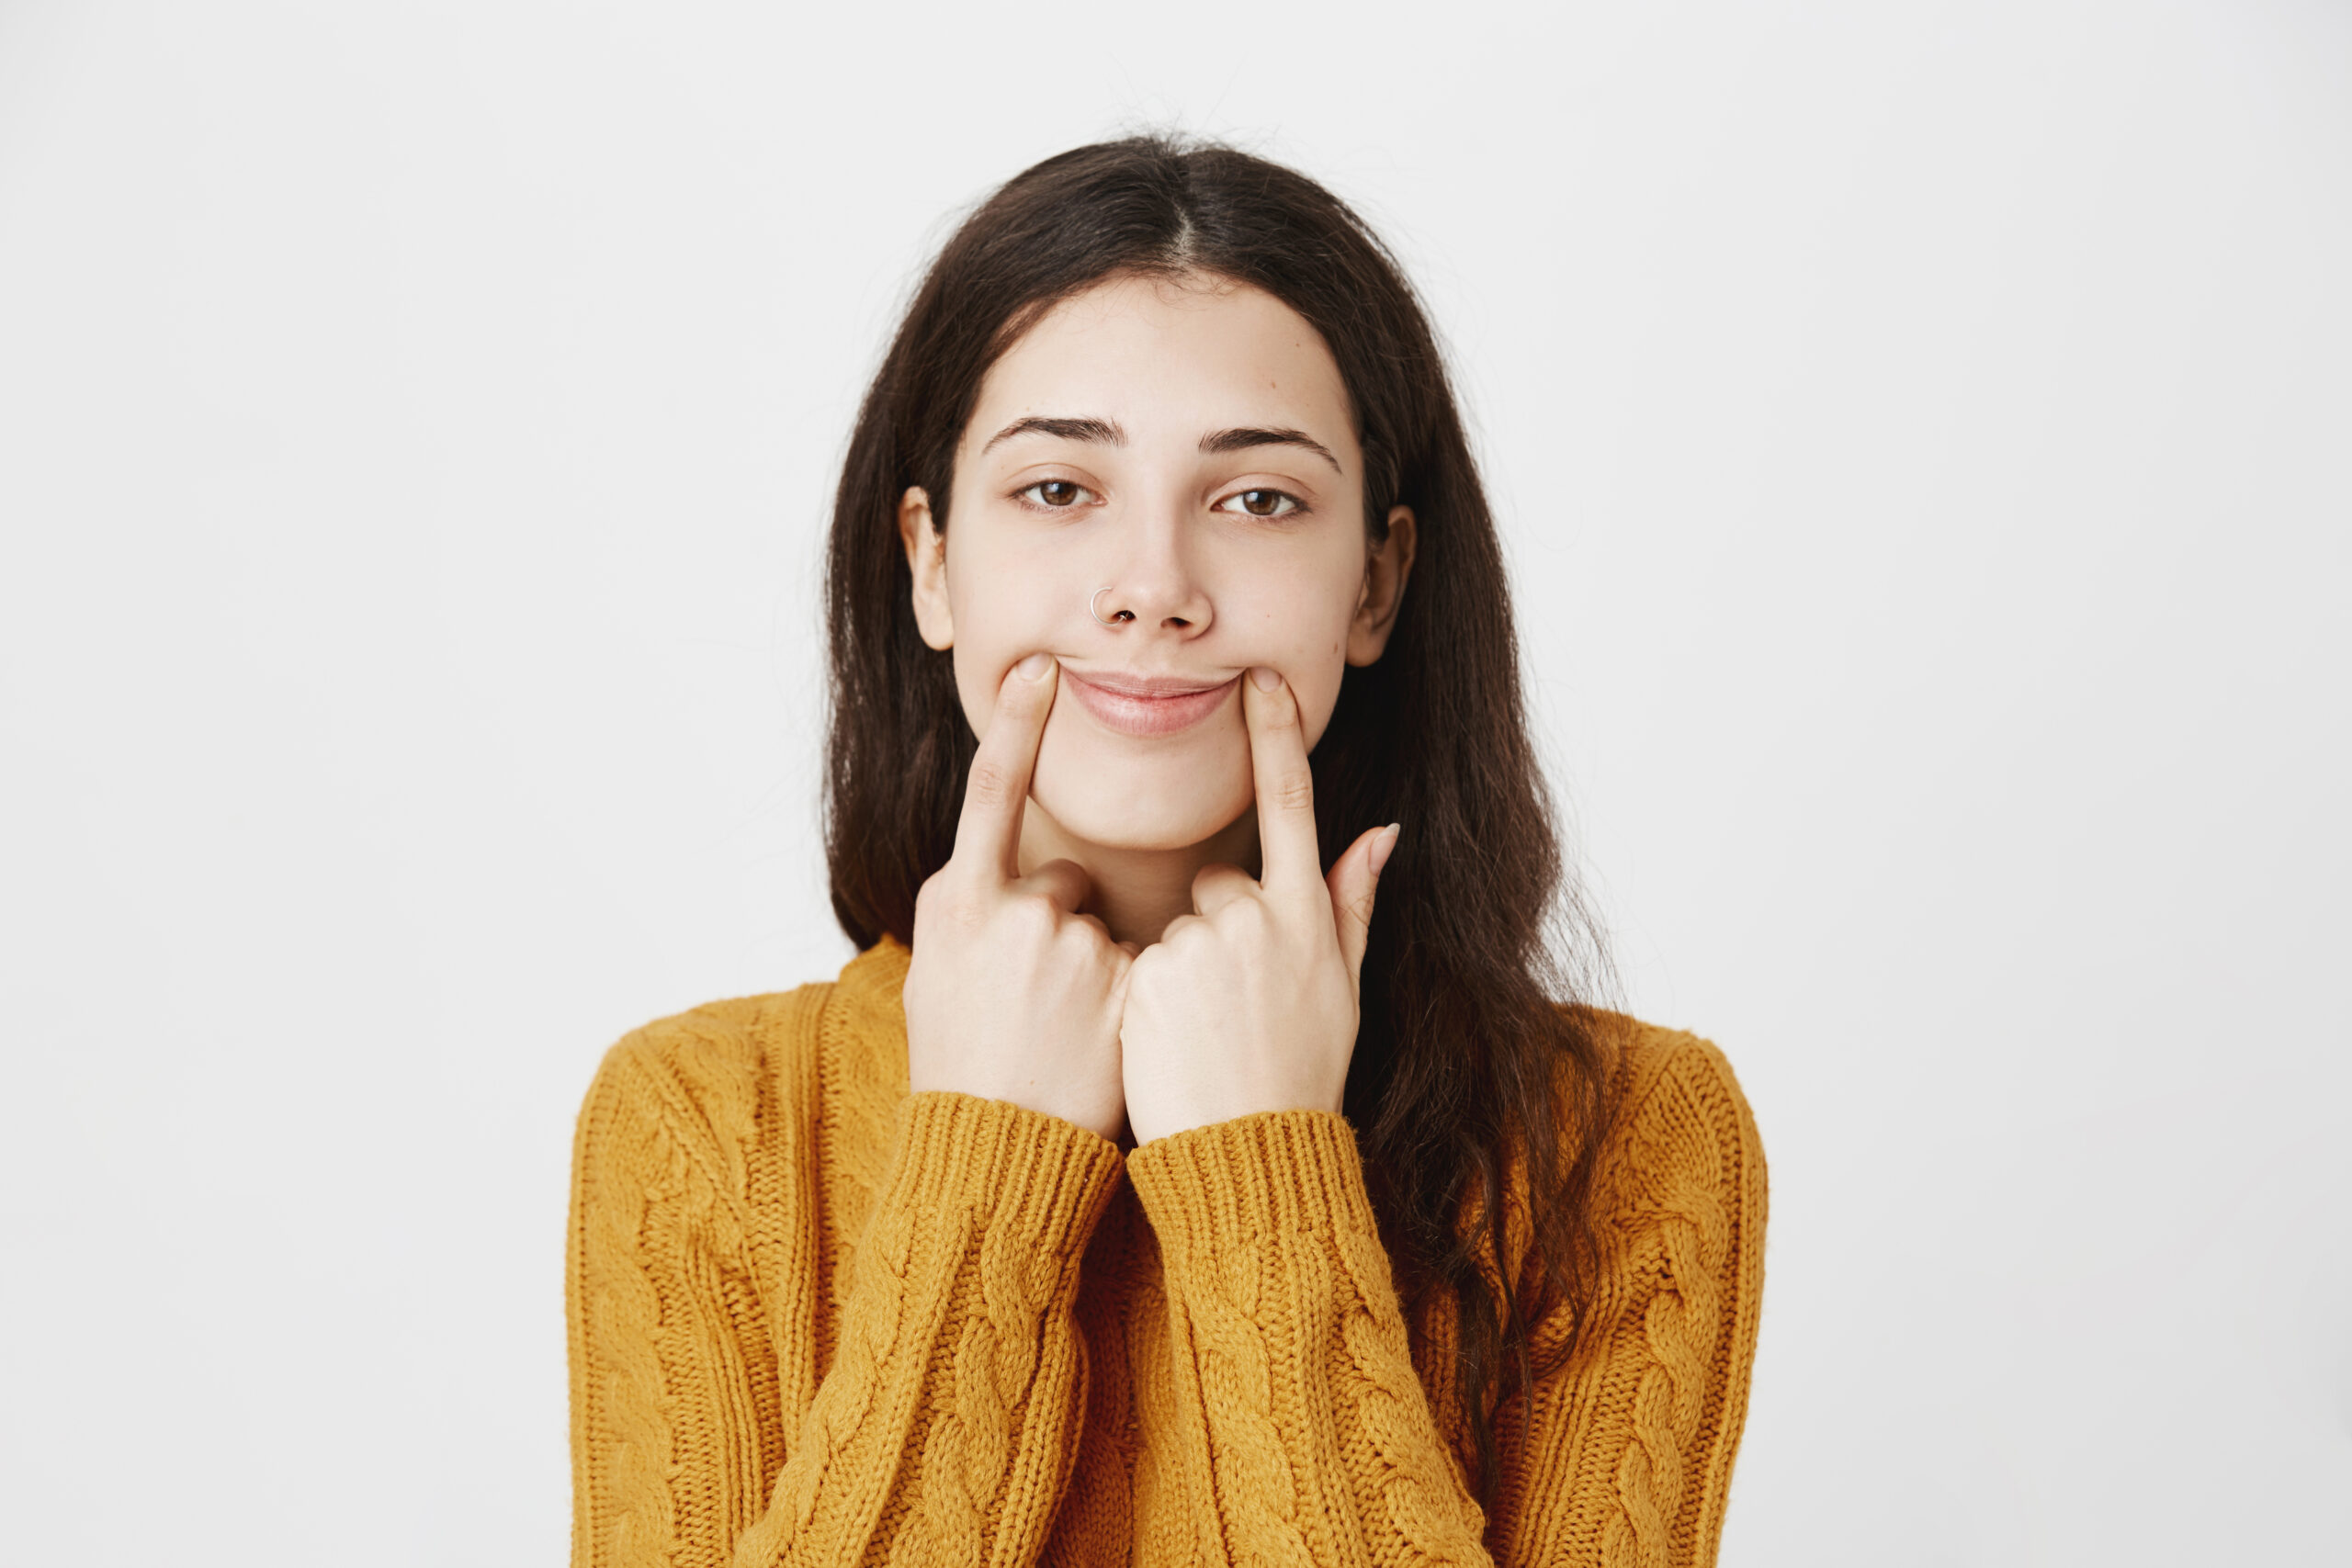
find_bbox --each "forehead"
[967,274,1355,452]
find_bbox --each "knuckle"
[1270,768,1315,813]
[917,873,989,935]
[1001,891,1057,939]
[965,760,1014,807]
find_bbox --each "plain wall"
[3,0,2346,1562]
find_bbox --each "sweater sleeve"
[1123,1035,1765,1567]
[568,1035,1124,1568]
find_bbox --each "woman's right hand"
[902,652,1132,1143]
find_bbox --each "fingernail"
[1250,665,1281,691]
[1370,822,1400,875]
[1017,652,1053,680]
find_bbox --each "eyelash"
[1009,479,1311,520]
[1012,479,1101,511]
[1213,487,1307,520]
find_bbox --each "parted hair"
[822,133,1619,1506]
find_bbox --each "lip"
[1060,667,1239,738]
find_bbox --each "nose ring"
[1091,587,1133,626]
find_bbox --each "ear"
[1345,504,1417,667]
[899,486,955,650]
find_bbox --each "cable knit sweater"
[566,937,1766,1566]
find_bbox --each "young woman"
[567,135,1766,1567]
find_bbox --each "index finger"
[953,652,1058,883]
[1240,666,1323,893]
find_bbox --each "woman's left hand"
[1120,667,1400,1146]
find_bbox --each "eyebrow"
[981,415,1126,453]
[978,415,1343,475]
[1199,425,1342,473]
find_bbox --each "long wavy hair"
[822,134,1617,1506]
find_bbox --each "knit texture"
[567,938,1766,1566]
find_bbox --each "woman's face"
[900,271,1413,855]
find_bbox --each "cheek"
[1221,574,1360,746]
[943,549,1065,737]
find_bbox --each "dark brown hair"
[822,134,1617,1506]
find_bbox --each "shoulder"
[572,937,914,1166]
[1605,1017,1760,1149]
[574,989,821,1168]
[1582,1012,1767,1233]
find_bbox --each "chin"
[1030,731,1253,852]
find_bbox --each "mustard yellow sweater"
[567,938,1766,1566]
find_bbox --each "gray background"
[4,0,2346,1561]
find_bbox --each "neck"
[1017,803,1261,946]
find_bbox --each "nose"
[1090,503,1214,637]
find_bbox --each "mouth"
[1059,667,1240,738]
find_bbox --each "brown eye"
[1218,487,1299,518]
[1017,479,1097,510]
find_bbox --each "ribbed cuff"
[1125,1110,1380,1258]
[880,1091,1125,1259]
